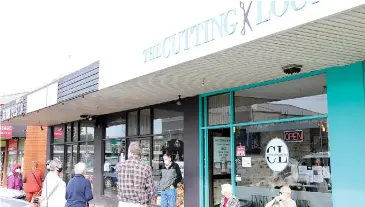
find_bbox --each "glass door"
[208,128,232,207]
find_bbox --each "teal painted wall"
[327,62,365,207]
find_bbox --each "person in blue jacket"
[66,162,93,207]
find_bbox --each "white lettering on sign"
[214,137,231,163]
[265,138,289,172]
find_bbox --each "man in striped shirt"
[116,141,156,207]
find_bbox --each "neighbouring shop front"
[48,98,200,206]
[199,62,365,207]
[0,124,26,186]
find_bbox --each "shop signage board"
[284,130,304,142]
[236,146,246,157]
[0,125,12,137]
[265,138,289,172]
[214,137,231,162]
[54,127,64,139]
[0,96,27,121]
[143,0,321,63]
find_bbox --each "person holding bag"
[23,161,45,203]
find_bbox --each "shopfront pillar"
[326,61,365,207]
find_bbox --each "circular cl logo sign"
[265,138,289,172]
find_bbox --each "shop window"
[106,117,126,139]
[80,122,95,141]
[153,108,184,134]
[17,139,25,173]
[73,124,78,141]
[127,111,138,136]
[208,93,230,126]
[233,119,332,206]
[104,139,126,197]
[65,145,77,183]
[79,142,94,174]
[234,74,327,123]
[52,144,65,178]
[54,125,65,143]
[66,124,72,142]
[140,109,151,135]
[6,140,18,175]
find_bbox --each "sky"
[0,1,105,95]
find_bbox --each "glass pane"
[140,109,151,135]
[208,93,230,126]
[65,145,73,183]
[66,124,72,142]
[79,142,94,174]
[127,111,138,136]
[73,123,78,142]
[52,145,64,178]
[104,139,126,197]
[140,139,151,165]
[7,141,17,176]
[80,122,95,141]
[234,74,327,123]
[234,118,332,207]
[17,140,25,173]
[153,108,184,134]
[106,117,126,139]
[53,125,65,143]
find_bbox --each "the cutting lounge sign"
[265,138,289,172]
[143,0,320,63]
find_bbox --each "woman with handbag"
[23,161,45,203]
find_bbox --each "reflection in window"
[104,139,125,197]
[17,139,24,173]
[153,108,183,134]
[234,119,332,206]
[66,124,72,142]
[128,111,138,136]
[106,117,126,139]
[79,142,94,174]
[140,109,151,135]
[80,122,95,141]
[52,145,65,178]
[208,93,230,126]
[234,74,327,123]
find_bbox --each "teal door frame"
[198,69,329,207]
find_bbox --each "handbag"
[31,171,42,195]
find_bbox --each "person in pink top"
[7,163,23,190]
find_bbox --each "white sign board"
[265,138,289,172]
[242,157,252,167]
[214,137,231,163]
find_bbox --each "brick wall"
[23,126,47,174]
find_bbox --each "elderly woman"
[23,161,44,202]
[40,159,66,207]
[66,162,93,207]
[220,184,240,207]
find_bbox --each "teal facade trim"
[326,61,365,207]
[198,96,204,207]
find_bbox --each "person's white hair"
[74,162,86,174]
[221,184,233,194]
[49,159,62,171]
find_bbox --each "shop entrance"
[200,73,333,207]
[207,128,231,206]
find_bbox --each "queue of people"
[6,160,93,207]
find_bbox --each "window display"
[233,119,331,206]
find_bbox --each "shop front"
[47,98,199,206]
[199,63,365,207]
[0,124,26,186]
